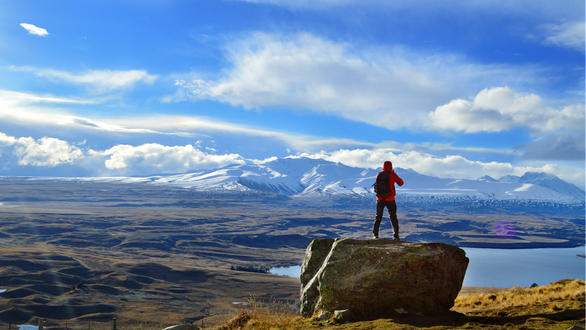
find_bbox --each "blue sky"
[0,0,584,187]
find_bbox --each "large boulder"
[299,238,469,320]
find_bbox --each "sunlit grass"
[453,279,585,313]
[215,279,586,329]
[216,294,301,330]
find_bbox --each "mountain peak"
[479,175,497,182]
[497,175,520,183]
[73,157,585,203]
[520,172,557,182]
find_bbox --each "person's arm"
[394,173,404,186]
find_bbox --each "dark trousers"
[373,200,399,237]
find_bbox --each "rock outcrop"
[300,238,469,320]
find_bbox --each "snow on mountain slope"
[517,172,585,200]
[62,157,585,203]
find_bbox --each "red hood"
[382,161,393,172]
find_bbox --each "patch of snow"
[514,183,534,192]
[352,187,368,195]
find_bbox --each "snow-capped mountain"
[71,157,585,203]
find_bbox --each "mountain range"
[67,157,585,203]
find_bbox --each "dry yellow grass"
[215,279,586,329]
[215,294,302,329]
[453,279,585,314]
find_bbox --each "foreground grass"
[454,279,585,315]
[215,279,585,329]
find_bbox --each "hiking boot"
[372,234,379,239]
[393,234,400,241]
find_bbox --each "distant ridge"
[52,157,585,204]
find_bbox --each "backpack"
[373,171,391,198]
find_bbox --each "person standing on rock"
[373,160,404,240]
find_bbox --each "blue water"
[463,246,585,287]
[270,246,586,288]
[270,265,302,278]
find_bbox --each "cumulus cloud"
[0,130,582,187]
[96,143,245,174]
[0,89,510,159]
[0,131,246,175]
[19,23,49,37]
[542,21,585,52]
[168,32,528,130]
[10,66,157,92]
[0,132,16,146]
[15,137,83,166]
[0,132,82,167]
[429,87,585,133]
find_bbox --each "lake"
[270,246,586,288]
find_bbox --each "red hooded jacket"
[376,161,404,201]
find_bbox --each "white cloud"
[19,23,49,37]
[168,32,530,130]
[0,89,511,159]
[10,66,157,92]
[0,88,546,165]
[0,89,94,105]
[429,87,585,133]
[0,132,82,167]
[299,148,585,188]
[542,104,585,132]
[0,89,340,151]
[0,87,579,182]
[96,143,245,173]
[542,21,585,52]
[0,129,582,187]
[0,131,246,174]
[300,148,515,179]
[0,132,17,146]
[15,137,83,166]
[0,89,155,134]
[521,132,585,161]
[111,114,517,156]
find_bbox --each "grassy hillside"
[217,279,585,329]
